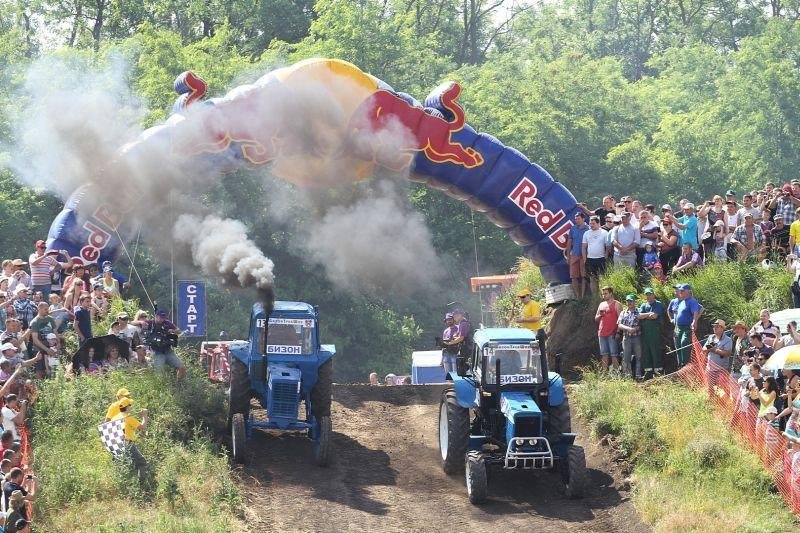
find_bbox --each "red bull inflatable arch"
[46,59,581,285]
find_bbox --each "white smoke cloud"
[172,214,274,289]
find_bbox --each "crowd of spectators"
[566,185,800,298]
[0,239,183,528]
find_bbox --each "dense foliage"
[3,0,800,380]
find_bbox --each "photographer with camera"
[2,468,36,519]
[136,310,185,381]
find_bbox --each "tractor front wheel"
[439,389,469,475]
[314,415,332,467]
[229,358,251,425]
[548,397,572,435]
[231,413,247,464]
[465,451,488,504]
[311,359,333,418]
[562,445,588,498]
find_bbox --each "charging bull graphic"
[46,59,579,284]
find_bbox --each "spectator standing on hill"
[90,284,108,320]
[28,303,57,379]
[788,253,800,308]
[10,288,36,330]
[582,216,608,296]
[617,295,642,379]
[7,260,30,295]
[750,309,780,348]
[99,267,121,298]
[638,288,664,379]
[748,333,774,363]
[658,217,680,271]
[773,321,800,350]
[28,242,72,299]
[731,320,751,374]
[593,195,615,221]
[566,212,589,298]
[703,319,732,385]
[673,284,703,368]
[789,207,800,255]
[737,194,762,222]
[611,212,639,268]
[770,185,799,231]
[135,310,185,381]
[595,286,622,372]
[73,295,92,346]
[670,203,699,251]
[2,469,35,517]
[770,215,790,256]
[1,395,26,442]
[104,388,132,422]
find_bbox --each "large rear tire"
[232,413,247,464]
[548,397,572,435]
[562,445,588,499]
[229,358,251,423]
[465,451,488,504]
[314,415,332,467]
[311,359,333,418]
[439,389,469,475]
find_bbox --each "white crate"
[545,283,575,305]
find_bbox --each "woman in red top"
[595,286,622,372]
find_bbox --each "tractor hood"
[500,391,543,443]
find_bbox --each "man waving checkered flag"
[98,418,127,457]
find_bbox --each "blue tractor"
[228,301,335,466]
[438,327,587,504]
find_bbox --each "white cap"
[743,212,754,218]
[661,204,672,211]
[684,202,696,210]
[613,215,622,223]
[0,343,16,353]
[766,406,778,414]
[13,286,28,295]
[46,333,57,340]
[713,220,724,227]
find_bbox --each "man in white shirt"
[1,395,26,442]
[582,216,609,296]
[612,212,640,268]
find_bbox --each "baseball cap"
[13,286,27,295]
[766,406,778,415]
[118,397,134,409]
[621,211,631,217]
[643,287,654,294]
[117,312,129,319]
[661,204,672,211]
[775,214,784,220]
[46,333,57,340]
[102,261,112,267]
[683,202,695,210]
[516,289,533,298]
[155,309,168,318]
[625,294,636,301]
[613,215,622,223]
[444,312,454,320]
[725,189,736,196]
[743,212,754,218]
[679,283,692,291]
[116,387,131,398]
[103,266,113,273]
[0,343,15,353]
[713,219,725,227]
[34,240,45,247]
[712,319,726,327]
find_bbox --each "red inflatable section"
[677,335,800,516]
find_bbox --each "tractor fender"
[452,375,480,408]
[547,372,566,407]
[229,344,251,365]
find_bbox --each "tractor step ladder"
[504,437,554,469]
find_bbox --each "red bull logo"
[349,82,484,170]
[508,177,572,250]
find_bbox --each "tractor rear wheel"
[465,451,488,504]
[311,359,333,418]
[314,415,332,467]
[562,445,588,498]
[229,358,251,424]
[548,396,572,435]
[439,389,469,475]
[231,413,247,464]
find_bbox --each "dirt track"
[236,384,649,533]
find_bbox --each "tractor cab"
[470,328,546,392]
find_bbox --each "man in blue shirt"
[638,288,665,379]
[673,283,703,367]
[566,212,589,298]
[670,202,699,251]
[73,294,92,346]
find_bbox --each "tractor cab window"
[265,317,315,355]
[483,344,542,386]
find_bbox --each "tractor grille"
[515,417,539,438]
[270,380,299,419]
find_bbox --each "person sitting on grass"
[672,243,703,274]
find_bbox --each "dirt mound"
[546,300,599,371]
[236,384,648,532]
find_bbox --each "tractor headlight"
[528,439,535,446]
[515,438,524,446]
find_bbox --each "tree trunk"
[92,0,106,51]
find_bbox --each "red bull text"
[508,178,573,250]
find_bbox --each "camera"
[25,474,33,480]
[706,341,717,349]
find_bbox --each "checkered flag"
[98,418,127,457]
